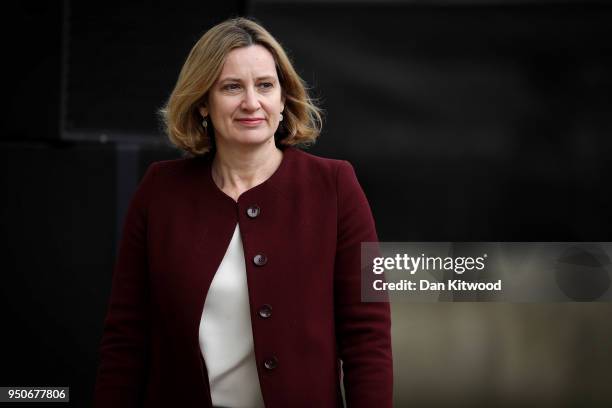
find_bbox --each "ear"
[198,105,208,118]
[280,94,285,113]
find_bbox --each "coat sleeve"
[93,163,158,408]
[334,160,393,407]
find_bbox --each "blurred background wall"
[1,0,611,406]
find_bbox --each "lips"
[237,118,265,126]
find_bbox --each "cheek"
[266,98,284,116]
[210,103,236,125]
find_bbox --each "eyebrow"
[218,76,277,83]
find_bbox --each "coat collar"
[196,145,298,205]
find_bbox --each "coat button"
[264,356,278,370]
[253,254,267,266]
[258,304,272,319]
[246,205,260,218]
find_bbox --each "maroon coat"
[94,146,392,407]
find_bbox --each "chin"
[235,127,273,140]
[230,133,274,147]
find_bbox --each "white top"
[198,224,265,408]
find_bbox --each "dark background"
[1,0,611,406]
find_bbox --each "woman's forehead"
[219,45,278,80]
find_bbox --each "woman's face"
[200,44,285,149]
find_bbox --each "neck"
[212,138,283,201]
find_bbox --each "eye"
[259,82,274,90]
[223,83,241,91]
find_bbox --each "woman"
[94,17,392,408]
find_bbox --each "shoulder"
[135,155,210,204]
[142,154,211,187]
[288,147,355,183]
[267,146,359,200]
[292,147,370,198]
[146,155,206,177]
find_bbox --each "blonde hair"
[159,17,322,155]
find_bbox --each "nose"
[241,86,261,111]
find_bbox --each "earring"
[279,113,283,122]
[202,117,208,129]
